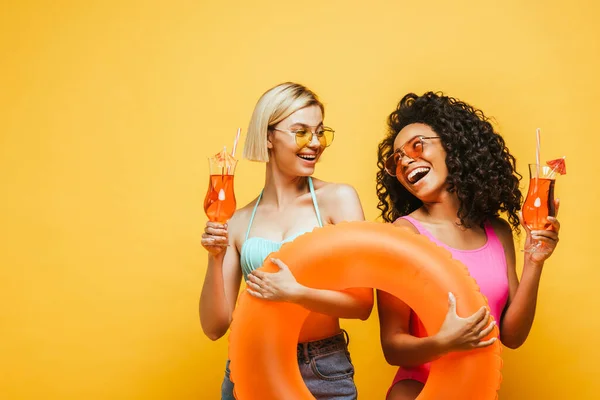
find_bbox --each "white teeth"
[298,154,316,160]
[407,167,430,183]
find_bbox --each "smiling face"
[267,105,326,177]
[392,123,449,203]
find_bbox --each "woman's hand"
[434,292,497,352]
[201,221,229,257]
[520,198,561,265]
[246,258,304,302]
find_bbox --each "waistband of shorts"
[296,329,349,361]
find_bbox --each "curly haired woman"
[375,92,562,400]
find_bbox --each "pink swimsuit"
[387,216,509,398]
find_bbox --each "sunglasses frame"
[271,126,335,148]
[384,135,441,176]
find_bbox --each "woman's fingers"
[473,337,497,348]
[201,234,228,247]
[477,320,497,339]
[547,216,561,232]
[530,235,558,246]
[247,280,263,291]
[472,311,491,334]
[206,222,227,229]
[247,288,263,298]
[205,226,228,236]
[466,306,488,324]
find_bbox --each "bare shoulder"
[310,178,364,223]
[324,181,359,200]
[392,216,419,234]
[489,217,516,250]
[489,217,514,241]
[310,178,359,203]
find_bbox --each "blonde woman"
[200,82,373,400]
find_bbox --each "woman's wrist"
[523,257,545,271]
[430,332,452,355]
[287,283,308,304]
[208,251,226,263]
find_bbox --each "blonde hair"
[243,82,324,162]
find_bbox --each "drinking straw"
[232,128,241,158]
[215,146,226,221]
[531,128,543,232]
[226,128,241,175]
[536,128,541,178]
[221,146,226,177]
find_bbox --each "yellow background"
[1,1,598,399]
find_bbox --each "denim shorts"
[221,330,357,400]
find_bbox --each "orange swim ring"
[228,221,502,400]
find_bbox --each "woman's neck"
[262,162,310,209]
[418,191,462,226]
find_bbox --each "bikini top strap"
[245,190,263,241]
[308,177,323,227]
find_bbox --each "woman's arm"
[199,218,243,341]
[495,203,561,349]
[248,257,373,320]
[378,290,445,366]
[246,183,373,320]
[378,290,496,367]
[378,218,496,367]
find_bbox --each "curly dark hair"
[376,91,522,232]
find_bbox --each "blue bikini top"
[239,177,323,280]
